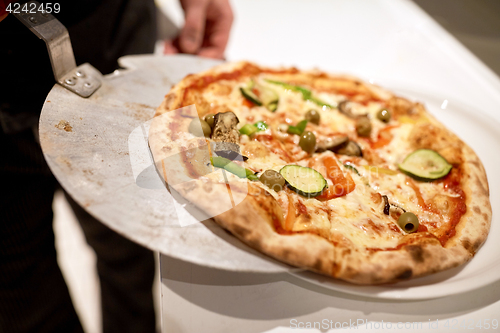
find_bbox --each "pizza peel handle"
[13,1,102,98]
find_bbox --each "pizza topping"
[376,108,391,123]
[343,163,360,176]
[279,165,327,197]
[265,79,332,108]
[299,131,317,154]
[336,140,363,157]
[259,170,286,191]
[398,149,452,180]
[239,121,269,137]
[305,109,321,125]
[240,79,279,111]
[381,195,407,217]
[315,136,349,153]
[212,111,240,143]
[212,142,248,161]
[316,137,362,157]
[317,156,356,199]
[188,118,212,138]
[338,100,356,118]
[362,165,398,175]
[355,116,372,137]
[210,156,258,181]
[382,195,390,215]
[204,113,216,128]
[150,62,490,284]
[239,124,259,136]
[397,212,419,233]
[254,121,268,131]
[287,119,308,135]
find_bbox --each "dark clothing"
[0,0,157,332]
[0,0,157,133]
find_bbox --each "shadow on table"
[161,255,500,323]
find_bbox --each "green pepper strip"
[287,119,308,135]
[254,121,268,131]
[240,121,269,136]
[211,156,258,181]
[245,169,259,181]
[239,124,258,136]
[265,79,333,108]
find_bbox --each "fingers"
[163,39,180,55]
[179,0,209,54]
[199,0,233,59]
[198,47,224,59]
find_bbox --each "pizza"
[148,61,491,284]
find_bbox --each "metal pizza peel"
[18,2,289,273]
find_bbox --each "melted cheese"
[198,73,457,250]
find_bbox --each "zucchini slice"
[398,149,452,180]
[240,84,262,106]
[240,80,279,111]
[279,165,327,197]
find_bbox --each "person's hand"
[164,0,233,59]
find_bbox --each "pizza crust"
[150,61,492,285]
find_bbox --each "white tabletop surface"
[159,0,500,332]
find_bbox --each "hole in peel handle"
[13,1,102,97]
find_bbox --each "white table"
[159,1,500,332]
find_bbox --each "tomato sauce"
[174,63,468,249]
[437,168,467,245]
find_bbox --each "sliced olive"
[299,131,316,154]
[382,195,390,215]
[377,109,391,123]
[397,212,419,233]
[188,118,211,137]
[259,170,286,191]
[390,204,406,213]
[356,116,372,137]
[336,140,362,157]
[315,136,349,152]
[338,100,355,118]
[204,114,215,128]
[305,109,320,125]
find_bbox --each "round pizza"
[148,61,491,284]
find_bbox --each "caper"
[259,170,286,191]
[204,113,215,128]
[397,212,419,233]
[305,109,320,125]
[355,116,372,137]
[188,118,211,137]
[299,131,316,154]
[376,109,391,123]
